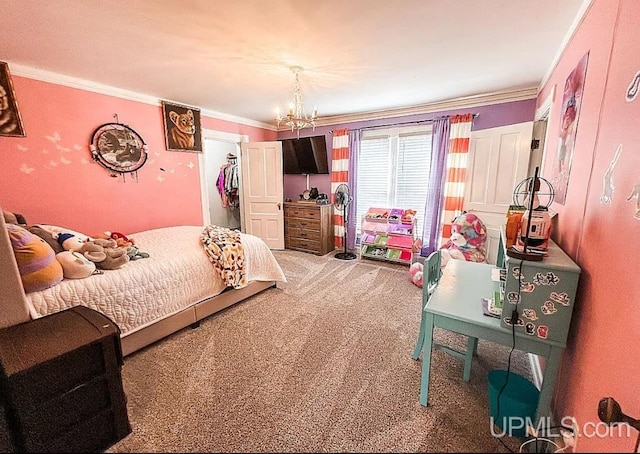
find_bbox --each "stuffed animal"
[28,225,64,254]
[55,251,101,279]
[7,223,64,292]
[106,231,135,248]
[409,261,424,288]
[440,212,488,268]
[77,241,108,263]
[57,232,87,252]
[126,245,150,261]
[90,238,130,270]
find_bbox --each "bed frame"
[0,210,276,356]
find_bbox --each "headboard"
[0,206,31,328]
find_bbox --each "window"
[356,125,433,241]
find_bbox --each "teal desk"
[419,259,565,423]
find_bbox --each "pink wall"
[0,76,274,235]
[539,1,640,451]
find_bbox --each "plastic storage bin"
[488,370,539,437]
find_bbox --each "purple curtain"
[347,129,360,250]
[421,116,450,256]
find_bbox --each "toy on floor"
[440,212,487,268]
[409,261,424,288]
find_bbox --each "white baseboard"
[528,353,543,390]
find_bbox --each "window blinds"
[356,126,432,240]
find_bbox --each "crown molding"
[538,0,593,92]
[302,86,539,128]
[8,62,274,130]
[9,61,537,132]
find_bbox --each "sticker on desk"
[549,291,571,306]
[503,316,524,326]
[520,282,535,293]
[512,266,523,279]
[525,322,536,335]
[523,308,539,321]
[537,325,549,339]
[533,272,560,286]
[506,292,520,305]
[541,301,557,315]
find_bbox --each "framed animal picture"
[0,61,26,137]
[161,101,202,152]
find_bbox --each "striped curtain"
[331,129,349,249]
[440,113,473,242]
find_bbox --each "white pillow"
[34,224,94,242]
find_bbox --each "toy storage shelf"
[360,207,416,265]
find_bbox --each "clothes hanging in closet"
[216,154,239,209]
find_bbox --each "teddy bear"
[57,233,129,270]
[440,212,488,268]
[90,238,130,270]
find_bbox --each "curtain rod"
[330,113,479,133]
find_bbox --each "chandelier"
[275,66,318,137]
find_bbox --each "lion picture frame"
[0,61,26,137]
[161,100,203,152]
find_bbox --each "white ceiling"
[0,0,587,128]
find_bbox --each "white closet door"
[463,122,534,264]
[240,141,285,250]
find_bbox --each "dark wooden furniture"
[284,202,334,256]
[0,306,131,452]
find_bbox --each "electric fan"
[334,183,357,260]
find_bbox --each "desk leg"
[463,337,478,382]
[536,346,563,423]
[411,310,426,360]
[419,312,435,406]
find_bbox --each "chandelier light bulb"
[275,65,318,137]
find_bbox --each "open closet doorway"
[199,129,249,230]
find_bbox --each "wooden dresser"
[284,202,334,256]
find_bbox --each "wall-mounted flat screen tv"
[281,135,329,174]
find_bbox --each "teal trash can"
[488,370,540,437]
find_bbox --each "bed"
[0,209,286,356]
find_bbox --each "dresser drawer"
[284,205,321,220]
[284,202,333,256]
[285,236,321,253]
[285,216,320,230]
[286,227,322,241]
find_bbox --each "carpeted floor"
[108,250,532,453]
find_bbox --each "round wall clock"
[89,122,148,180]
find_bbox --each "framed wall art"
[89,120,148,182]
[161,101,203,152]
[0,61,26,137]
[550,51,589,205]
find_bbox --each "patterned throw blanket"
[200,225,247,289]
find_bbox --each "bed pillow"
[3,210,27,227]
[6,223,64,293]
[28,225,64,254]
[34,224,94,243]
